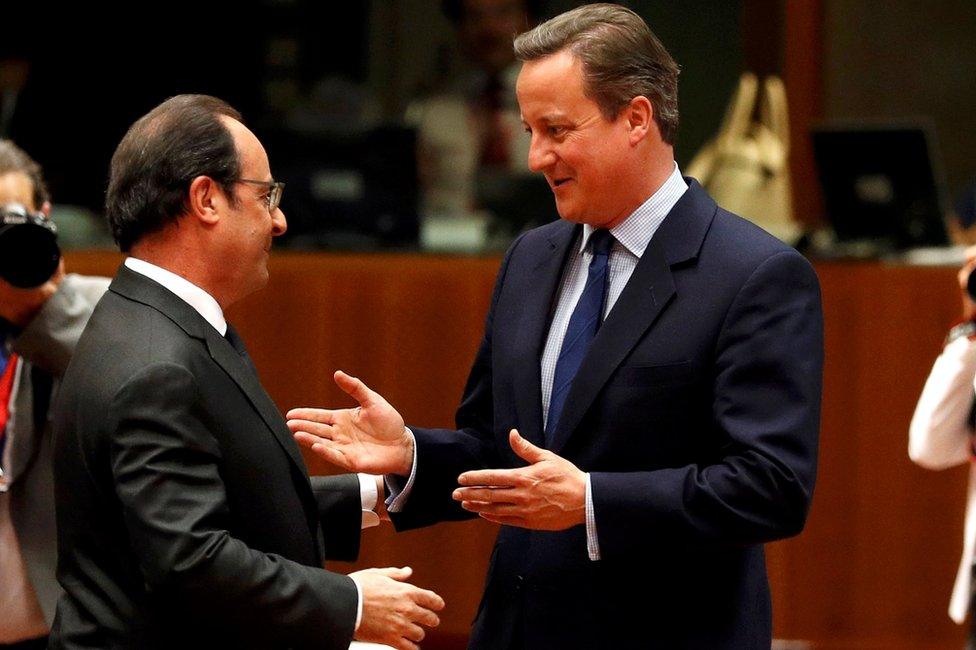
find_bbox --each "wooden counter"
[62,251,970,649]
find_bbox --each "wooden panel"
[61,251,973,647]
[783,0,826,230]
[770,262,968,648]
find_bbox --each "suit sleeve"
[109,362,358,650]
[592,250,823,555]
[310,474,363,561]
[10,274,110,375]
[389,232,527,531]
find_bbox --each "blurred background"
[7,1,976,648]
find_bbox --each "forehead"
[0,171,36,210]
[516,49,591,119]
[220,116,271,179]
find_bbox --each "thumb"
[334,370,377,408]
[385,566,413,582]
[509,429,547,463]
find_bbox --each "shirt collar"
[123,257,227,336]
[581,162,688,257]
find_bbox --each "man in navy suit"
[289,4,823,648]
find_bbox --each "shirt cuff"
[585,473,600,561]
[357,473,380,529]
[385,427,418,513]
[349,574,364,631]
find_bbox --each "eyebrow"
[521,112,567,126]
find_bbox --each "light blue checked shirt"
[541,164,687,560]
[390,165,688,562]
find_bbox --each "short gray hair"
[513,3,680,144]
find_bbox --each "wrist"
[398,427,415,476]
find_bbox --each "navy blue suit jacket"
[392,181,823,649]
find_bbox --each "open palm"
[287,371,414,476]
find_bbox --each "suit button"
[514,575,524,592]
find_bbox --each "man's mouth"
[551,177,572,189]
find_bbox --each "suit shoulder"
[75,292,209,384]
[707,208,809,270]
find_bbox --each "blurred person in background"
[0,139,109,649]
[407,0,542,221]
[910,243,976,648]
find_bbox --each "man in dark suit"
[50,95,443,650]
[288,5,822,649]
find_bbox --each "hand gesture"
[287,371,414,476]
[351,566,445,650]
[452,429,587,530]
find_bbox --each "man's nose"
[527,138,555,173]
[271,208,287,236]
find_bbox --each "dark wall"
[4,1,747,217]
[4,1,264,212]
[824,0,976,198]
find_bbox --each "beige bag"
[686,72,801,244]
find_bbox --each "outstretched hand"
[287,371,414,476]
[452,429,587,531]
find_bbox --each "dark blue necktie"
[545,229,614,444]
[225,324,256,373]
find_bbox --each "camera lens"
[0,220,61,288]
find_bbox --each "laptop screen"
[812,122,949,250]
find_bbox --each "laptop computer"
[811,121,949,252]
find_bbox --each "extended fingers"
[459,500,526,516]
[458,469,521,488]
[413,587,445,612]
[453,486,519,504]
[392,638,419,650]
[285,407,337,424]
[286,418,336,440]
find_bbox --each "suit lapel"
[511,223,579,447]
[110,266,309,479]
[547,181,718,454]
[203,329,308,473]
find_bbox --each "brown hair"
[0,139,51,209]
[513,3,680,144]
[105,94,242,252]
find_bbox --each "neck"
[130,235,233,311]
[605,147,675,229]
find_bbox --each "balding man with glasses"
[49,95,444,650]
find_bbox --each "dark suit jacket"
[391,181,823,649]
[50,266,363,649]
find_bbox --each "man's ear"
[625,95,654,146]
[187,175,221,225]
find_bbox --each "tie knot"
[589,229,614,257]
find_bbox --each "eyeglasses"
[232,178,285,212]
